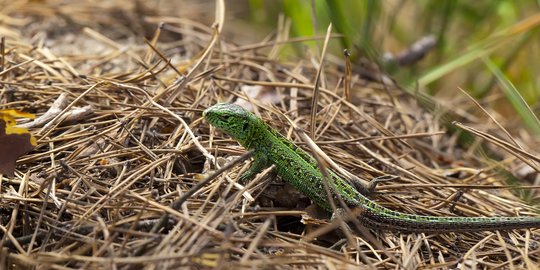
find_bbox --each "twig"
[20,93,93,129]
[133,150,253,256]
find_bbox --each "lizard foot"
[350,174,398,195]
[365,174,399,195]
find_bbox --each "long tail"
[358,202,540,232]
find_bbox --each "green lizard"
[203,103,540,232]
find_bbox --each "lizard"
[203,103,540,232]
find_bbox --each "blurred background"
[221,0,540,140]
[10,0,539,138]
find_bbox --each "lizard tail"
[360,207,540,232]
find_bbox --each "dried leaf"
[0,109,36,177]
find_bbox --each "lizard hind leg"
[329,207,372,248]
[356,175,399,196]
[329,208,354,241]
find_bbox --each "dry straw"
[0,1,539,269]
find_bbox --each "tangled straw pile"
[1,1,539,269]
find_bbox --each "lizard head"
[203,103,260,147]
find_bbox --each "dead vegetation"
[0,1,540,269]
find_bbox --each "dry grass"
[1,1,540,269]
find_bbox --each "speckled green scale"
[203,103,540,232]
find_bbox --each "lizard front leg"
[238,152,270,184]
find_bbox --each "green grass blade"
[483,57,540,135]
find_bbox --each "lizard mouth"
[202,107,216,123]
[202,107,210,118]
[202,107,223,132]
